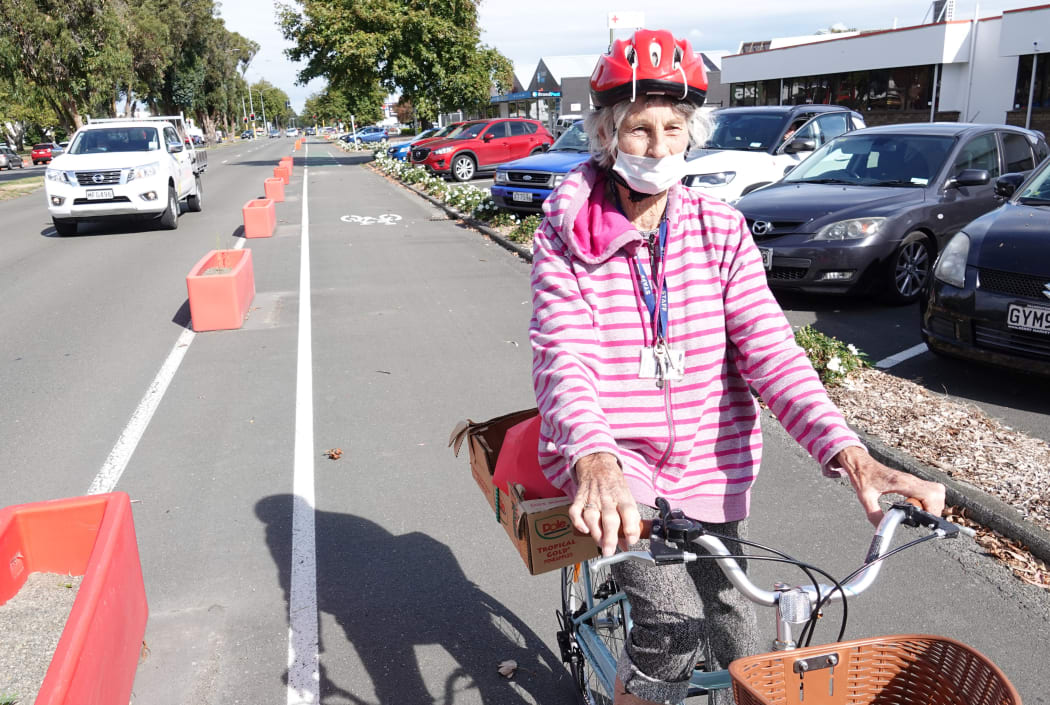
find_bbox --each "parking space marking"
[287,141,320,705]
[875,342,928,369]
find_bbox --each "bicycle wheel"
[559,561,628,705]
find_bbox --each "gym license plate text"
[86,189,114,200]
[1007,303,1050,334]
[759,248,772,270]
[511,191,533,203]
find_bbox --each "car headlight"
[433,146,453,155]
[814,217,885,240]
[552,174,566,188]
[933,232,969,288]
[46,168,74,185]
[495,171,509,184]
[684,171,736,187]
[126,162,160,182]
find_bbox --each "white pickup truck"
[44,114,207,235]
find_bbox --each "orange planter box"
[273,165,290,185]
[263,177,285,203]
[280,157,293,172]
[185,248,255,332]
[242,198,276,238]
[0,492,148,705]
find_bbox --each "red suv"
[410,118,553,181]
[31,142,64,165]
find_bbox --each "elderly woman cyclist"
[527,29,945,705]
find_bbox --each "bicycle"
[555,497,1021,705]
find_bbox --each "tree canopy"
[0,0,268,146]
[278,0,512,123]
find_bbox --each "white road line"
[287,142,320,705]
[875,342,929,369]
[87,326,196,494]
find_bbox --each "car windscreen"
[785,133,955,187]
[1015,160,1050,205]
[551,123,589,152]
[703,113,789,151]
[69,127,162,154]
[455,123,488,139]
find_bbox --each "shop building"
[721,3,1049,134]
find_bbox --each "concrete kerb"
[368,162,1050,568]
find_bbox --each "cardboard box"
[449,409,599,575]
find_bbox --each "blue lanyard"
[634,219,669,342]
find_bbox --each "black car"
[734,123,1048,303]
[920,158,1050,374]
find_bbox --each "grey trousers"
[611,505,759,704]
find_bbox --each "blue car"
[491,121,590,212]
[387,128,439,161]
[342,125,387,144]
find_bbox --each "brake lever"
[891,502,970,538]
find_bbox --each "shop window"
[1013,54,1048,110]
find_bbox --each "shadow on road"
[255,494,570,704]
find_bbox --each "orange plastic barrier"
[0,492,148,705]
[242,198,276,238]
[185,248,256,331]
[264,177,285,203]
[274,165,290,185]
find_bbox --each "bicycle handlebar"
[590,500,974,609]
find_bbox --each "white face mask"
[612,151,688,195]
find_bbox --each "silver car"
[0,146,24,170]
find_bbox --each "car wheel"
[530,147,544,155]
[186,175,203,212]
[52,218,77,235]
[883,230,933,305]
[159,186,179,230]
[33,161,39,166]
[451,154,476,182]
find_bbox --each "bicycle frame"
[567,567,732,700]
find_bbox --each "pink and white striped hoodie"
[529,161,861,522]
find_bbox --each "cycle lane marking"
[287,140,320,705]
[874,342,928,369]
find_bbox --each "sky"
[218,0,1039,114]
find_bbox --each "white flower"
[827,356,844,373]
[847,344,859,356]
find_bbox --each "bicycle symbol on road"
[340,214,402,226]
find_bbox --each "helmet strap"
[608,167,649,203]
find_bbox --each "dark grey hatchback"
[733,123,1048,303]
[920,158,1050,375]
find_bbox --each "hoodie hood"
[542,159,684,265]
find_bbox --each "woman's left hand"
[833,446,946,526]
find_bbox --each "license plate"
[1007,303,1050,334]
[759,247,772,270]
[511,191,533,203]
[86,189,114,200]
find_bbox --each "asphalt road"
[1,139,1047,705]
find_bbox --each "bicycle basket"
[729,634,1021,705]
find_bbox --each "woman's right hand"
[569,452,641,556]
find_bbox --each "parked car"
[410,118,554,182]
[385,124,402,136]
[920,153,1050,375]
[733,123,1048,304]
[0,146,24,170]
[343,126,387,144]
[683,105,865,202]
[490,120,590,211]
[387,128,439,161]
[32,142,64,165]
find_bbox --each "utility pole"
[261,94,268,131]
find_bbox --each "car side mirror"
[483,133,494,142]
[168,143,184,153]
[782,137,817,154]
[948,168,990,189]
[993,172,1026,198]
[783,164,796,176]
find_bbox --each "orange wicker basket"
[729,634,1021,705]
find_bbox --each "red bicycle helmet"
[590,29,708,108]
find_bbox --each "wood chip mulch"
[827,368,1050,590]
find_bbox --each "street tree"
[278,0,512,123]
[0,0,131,130]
